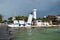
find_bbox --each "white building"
[36,20,43,25]
[19,20,25,27]
[33,9,37,19]
[36,20,49,26]
[13,20,19,24]
[56,16,60,24]
[56,16,60,20]
[26,13,33,27]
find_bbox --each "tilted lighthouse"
[33,9,37,19]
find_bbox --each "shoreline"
[0,23,60,28]
[31,25,60,28]
[8,25,60,28]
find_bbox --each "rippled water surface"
[11,27,60,40]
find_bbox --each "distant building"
[47,15,58,25]
[56,16,60,24]
[47,15,57,20]
[36,20,49,26]
[56,16,60,20]
[36,20,43,26]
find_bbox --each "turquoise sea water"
[13,27,60,40]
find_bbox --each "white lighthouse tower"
[33,9,37,19]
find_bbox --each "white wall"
[19,20,25,24]
[36,20,49,26]
[13,20,19,24]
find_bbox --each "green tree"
[15,16,23,20]
[42,17,49,22]
[22,16,28,22]
[8,17,13,23]
[15,16,28,22]
[3,20,7,23]
[0,14,3,22]
[8,17,13,21]
[36,18,41,20]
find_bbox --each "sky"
[0,0,60,19]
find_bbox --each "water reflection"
[26,27,33,40]
[8,27,60,40]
